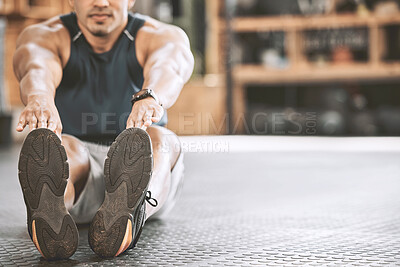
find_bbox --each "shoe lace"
[145,191,158,207]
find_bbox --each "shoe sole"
[18,128,78,260]
[88,128,153,258]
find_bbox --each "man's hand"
[16,95,63,138]
[126,97,164,130]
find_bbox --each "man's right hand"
[16,95,62,138]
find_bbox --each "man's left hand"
[126,98,164,130]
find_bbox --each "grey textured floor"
[0,137,400,266]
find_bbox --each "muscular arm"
[141,24,194,109]
[13,21,66,136]
[127,20,194,129]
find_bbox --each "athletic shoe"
[88,128,157,257]
[18,128,79,260]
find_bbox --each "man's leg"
[62,126,181,219]
[61,134,91,211]
[111,126,182,256]
[88,126,183,257]
[145,125,181,219]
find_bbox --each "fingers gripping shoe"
[18,128,79,260]
[88,128,158,258]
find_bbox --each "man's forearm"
[125,23,194,129]
[14,64,63,135]
[19,68,56,105]
[142,65,186,109]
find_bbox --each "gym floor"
[0,136,399,266]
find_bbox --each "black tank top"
[56,12,167,144]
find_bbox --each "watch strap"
[130,89,161,106]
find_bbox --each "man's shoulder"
[135,14,187,41]
[19,15,70,44]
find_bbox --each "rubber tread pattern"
[88,128,153,258]
[18,129,68,209]
[34,216,78,260]
[18,128,78,260]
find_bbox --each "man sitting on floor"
[14,0,194,259]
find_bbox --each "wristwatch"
[130,89,162,106]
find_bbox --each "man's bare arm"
[13,22,65,136]
[127,21,194,129]
[141,24,194,109]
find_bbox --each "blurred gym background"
[0,0,400,145]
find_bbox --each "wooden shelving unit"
[231,14,400,32]
[205,0,226,74]
[234,63,400,85]
[216,2,400,133]
[230,13,399,78]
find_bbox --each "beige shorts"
[68,140,184,224]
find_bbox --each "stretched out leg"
[88,126,182,257]
[145,125,181,219]
[61,134,91,211]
